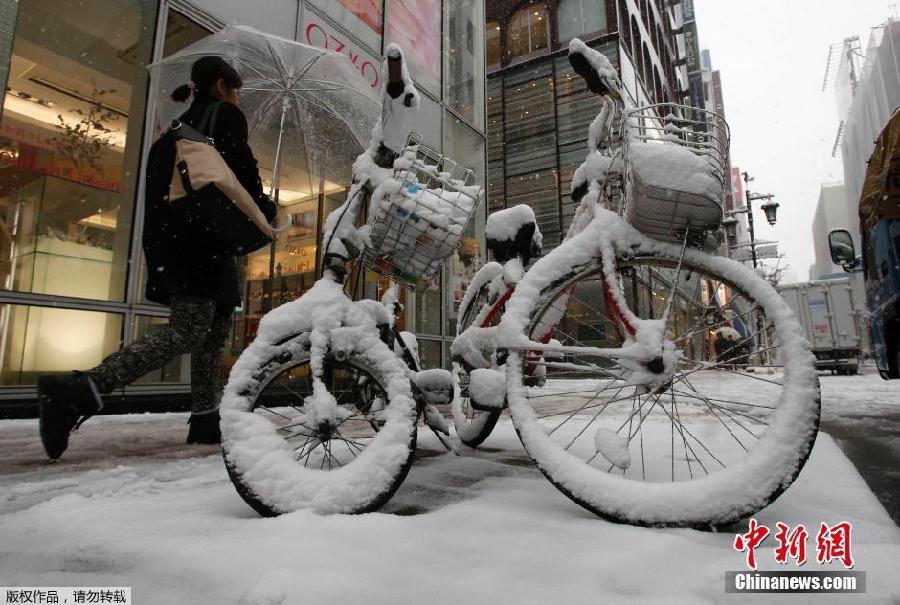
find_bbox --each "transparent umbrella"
[148,24,381,201]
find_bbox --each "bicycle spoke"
[670,388,774,416]
[536,390,643,419]
[648,396,725,469]
[671,389,694,479]
[551,381,627,437]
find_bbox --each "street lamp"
[723,171,780,269]
[760,199,779,225]
[722,215,739,240]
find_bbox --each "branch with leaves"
[53,82,119,173]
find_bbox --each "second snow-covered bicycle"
[449,39,820,527]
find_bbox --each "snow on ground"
[1,373,900,604]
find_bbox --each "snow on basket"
[363,136,483,290]
[622,103,730,243]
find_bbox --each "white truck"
[777,275,868,375]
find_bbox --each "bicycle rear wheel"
[503,219,820,528]
[451,273,506,447]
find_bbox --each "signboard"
[731,248,752,262]
[683,22,700,73]
[304,0,383,53]
[712,71,725,116]
[731,167,744,202]
[385,0,441,95]
[688,72,704,111]
[731,245,778,262]
[755,244,779,259]
[682,0,695,22]
[301,14,382,89]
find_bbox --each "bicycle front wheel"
[503,219,820,528]
[221,307,418,516]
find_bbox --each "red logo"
[304,22,380,89]
[734,520,854,570]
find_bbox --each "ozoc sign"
[303,20,381,89]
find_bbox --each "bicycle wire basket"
[620,103,731,244]
[362,132,484,291]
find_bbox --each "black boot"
[37,372,103,460]
[186,410,221,445]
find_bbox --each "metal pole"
[744,172,758,269]
[743,171,766,366]
[263,96,289,313]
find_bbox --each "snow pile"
[414,368,454,409]
[628,140,723,202]
[568,38,619,93]
[450,323,498,370]
[369,43,419,155]
[571,152,621,195]
[2,402,900,604]
[715,326,742,341]
[468,368,507,410]
[485,205,538,243]
[455,261,503,334]
[594,428,631,470]
[394,330,419,364]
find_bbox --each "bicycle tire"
[221,298,418,516]
[502,214,820,528]
[451,271,504,447]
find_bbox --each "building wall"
[809,183,858,280]
[840,19,900,203]
[485,0,686,249]
[0,0,486,400]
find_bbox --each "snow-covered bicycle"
[220,46,468,516]
[221,40,820,528]
[449,39,820,527]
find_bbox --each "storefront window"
[557,0,608,43]
[0,304,122,385]
[408,92,443,153]
[443,112,486,336]
[414,274,442,337]
[237,194,321,349]
[444,0,485,129]
[487,21,501,68]
[506,3,549,61]
[304,0,384,53]
[0,0,156,302]
[386,0,441,95]
[417,337,442,369]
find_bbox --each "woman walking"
[37,56,276,459]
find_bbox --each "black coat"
[143,93,276,307]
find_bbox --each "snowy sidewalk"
[1,408,899,604]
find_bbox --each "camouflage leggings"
[88,297,232,415]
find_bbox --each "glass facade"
[485,0,680,251]
[488,40,614,248]
[557,0,607,43]
[0,0,486,398]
